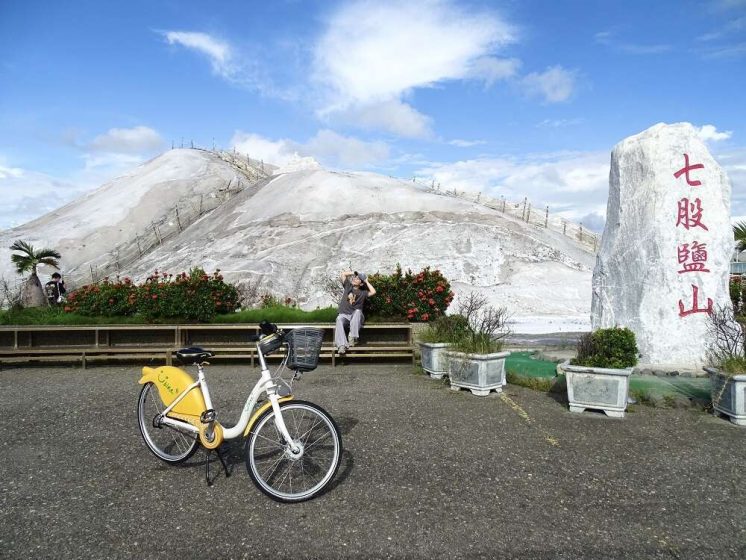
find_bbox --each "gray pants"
[335,310,364,348]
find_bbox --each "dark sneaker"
[349,337,358,347]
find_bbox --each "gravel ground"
[0,363,744,560]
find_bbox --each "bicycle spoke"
[138,383,198,464]
[260,453,287,482]
[297,418,324,445]
[303,430,331,451]
[253,432,285,450]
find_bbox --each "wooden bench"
[0,347,175,369]
[0,322,414,368]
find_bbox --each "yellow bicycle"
[136,321,341,502]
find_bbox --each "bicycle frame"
[141,341,300,451]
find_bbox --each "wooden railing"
[0,323,414,368]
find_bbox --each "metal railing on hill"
[71,148,271,286]
[408,178,600,253]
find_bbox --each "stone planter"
[560,360,633,418]
[704,367,746,426]
[445,351,510,396]
[418,342,452,379]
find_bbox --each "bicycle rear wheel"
[137,382,199,464]
[246,400,342,503]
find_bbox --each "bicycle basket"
[258,332,283,356]
[286,328,324,372]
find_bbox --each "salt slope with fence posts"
[0,149,273,291]
[117,163,597,331]
[1,149,598,331]
[409,178,600,253]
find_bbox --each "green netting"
[505,351,712,402]
[505,351,558,378]
[629,376,711,401]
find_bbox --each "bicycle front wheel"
[246,400,342,503]
[137,382,199,464]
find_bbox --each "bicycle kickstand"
[205,445,231,486]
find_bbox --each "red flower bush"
[65,268,240,322]
[366,265,454,322]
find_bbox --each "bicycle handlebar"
[249,321,284,343]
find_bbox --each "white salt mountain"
[0,149,270,286]
[1,149,595,330]
[592,122,733,367]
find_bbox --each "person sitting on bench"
[335,270,376,355]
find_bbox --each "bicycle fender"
[243,396,294,437]
[139,366,207,417]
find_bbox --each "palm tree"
[735,221,746,253]
[9,240,61,308]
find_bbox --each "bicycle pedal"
[200,409,217,423]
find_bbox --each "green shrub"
[366,265,453,322]
[215,306,337,323]
[719,356,746,375]
[730,277,742,309]
[418,314,470,343]
[452,332,504,354]
[573,327,638,369]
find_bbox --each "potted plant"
[445,293,512,396]
[704,305,746,426]
[560,327,638,418]
[417,315,470,379]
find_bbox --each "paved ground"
[0,362,744,559]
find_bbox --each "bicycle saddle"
[175,347,214,364]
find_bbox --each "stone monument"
[592,122,733,367]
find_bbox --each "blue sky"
[1,0,744,230]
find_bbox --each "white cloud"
[700,42,746,58]
[0,166,84,230]
[0,164,24,179]
[416,151,611,223]
[314,0,518,134]
[697,16,746,41]
[415,143,746,230]
[696,124,733,142]
[449,139,487,148]
[331,100,434,138]
[231,129,390,168]
[594,31,672,54]
[230,132,294,166]
[520,66,577,103]
[714,0,746,10]
[0,123,168,229]
[716,146,746,218]
[162,31,233,78]
[89,126,164,154]
[304,130,389,167]
[465,56,521,86]
[536,118,583,128]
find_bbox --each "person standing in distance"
[335,270,376,354]
[44,272,66,305]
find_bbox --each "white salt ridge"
[1,149,597,331]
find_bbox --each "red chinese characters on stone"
[677,241,710,274]
[673,153,705,187]
[672,154,713,318]
[678,284,713,317]
[676,198,709,231]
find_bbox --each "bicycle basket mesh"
[286,328,324,371]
